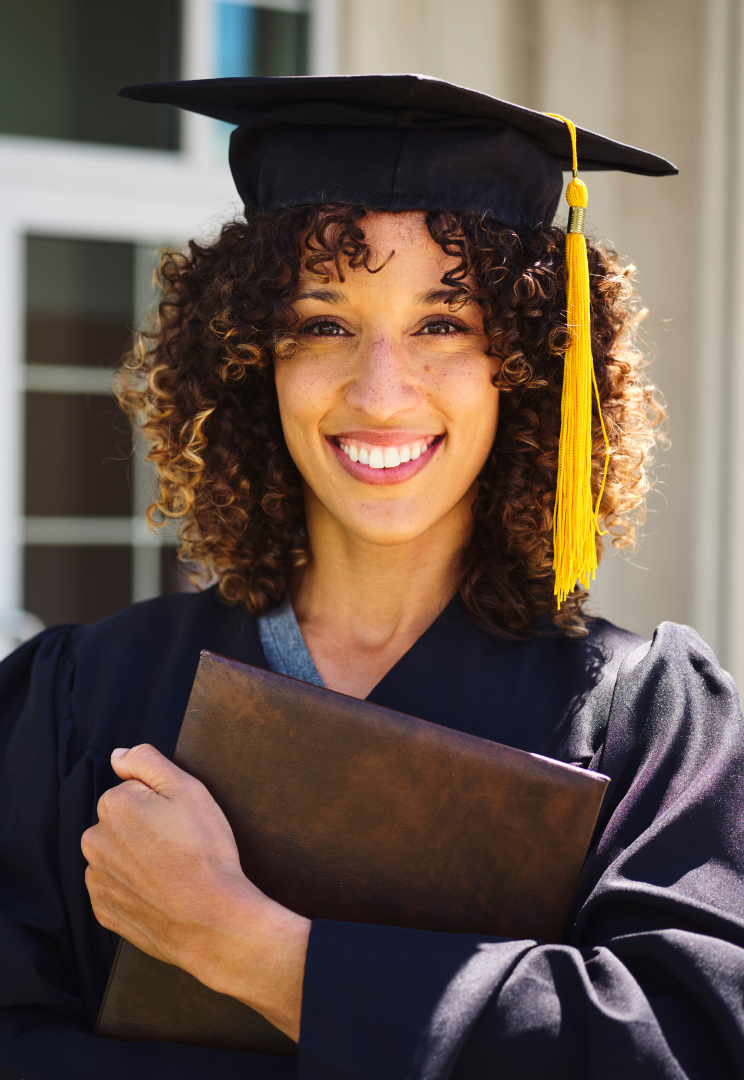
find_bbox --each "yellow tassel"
[545,113,610,607]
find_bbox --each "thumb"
[110,743,185,796]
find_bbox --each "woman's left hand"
[81,743,310,1041]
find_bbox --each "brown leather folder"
[96,651,609,1057]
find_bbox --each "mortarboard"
[119,74,677,605]
[119,74,676,231]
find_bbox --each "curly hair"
[114,204,664,637]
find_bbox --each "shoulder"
[588,616,742,734]
[582,615,647,651]
[516,616,648,764]
[619,619,737,697]
[2,589,268,764]
[576,615,650,698]
[604,619,742,775]
[512,613,648,712]
[68,587,240,667]
[0,622,77,745]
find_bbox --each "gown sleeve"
[0,628,296,1080]
[297,622,744,1080]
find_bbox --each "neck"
[291,487,474,697]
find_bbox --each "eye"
[302,318,350,337]
[417,317,469,336]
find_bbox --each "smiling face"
[274,211,500,549]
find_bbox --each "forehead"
[359,210,429,245]
[298,210,462,291]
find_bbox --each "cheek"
[275,359,337,448]
[425,351,499,441]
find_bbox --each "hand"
[81,743,310,1040]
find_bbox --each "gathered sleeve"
[298,623,744,1080]
[0,629,295,1080]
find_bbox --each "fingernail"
[112,747,130,759]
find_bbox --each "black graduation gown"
[1,587,743,1080]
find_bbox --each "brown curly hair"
[115,204,664,637]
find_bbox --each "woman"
[1,75,743,1080]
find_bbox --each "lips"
[326,433,444,485]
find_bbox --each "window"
[6,0,321,630]
[0,0,181,149]
[211,0,309,151]
[215,0,309,79]
[22,236,181,627]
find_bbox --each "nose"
[345,332,420,420]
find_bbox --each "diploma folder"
[96,650,609,1057]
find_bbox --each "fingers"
[80,823,99,865]
[109,743,188,796]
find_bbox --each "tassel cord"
[545,113,610,605]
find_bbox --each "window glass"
[0,0,181,149]
[213,0,308,152]
[25,393,132,517]
[215,0,308,78]
[24,546,132,626]
[26,237,134,368]
[23,234,139,625]
[21,233,192,625]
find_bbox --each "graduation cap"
[119,74,677,605]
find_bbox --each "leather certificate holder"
[96,651,609,1058]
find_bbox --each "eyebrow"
[413,287,471,306]
[294,287,347,304]
[295,285,472,307]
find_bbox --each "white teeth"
[339,437,436,468]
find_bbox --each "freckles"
[445,356,495,392]
[285,374,333,416]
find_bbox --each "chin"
[339,507,437,548]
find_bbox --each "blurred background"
[0,0,741,689]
